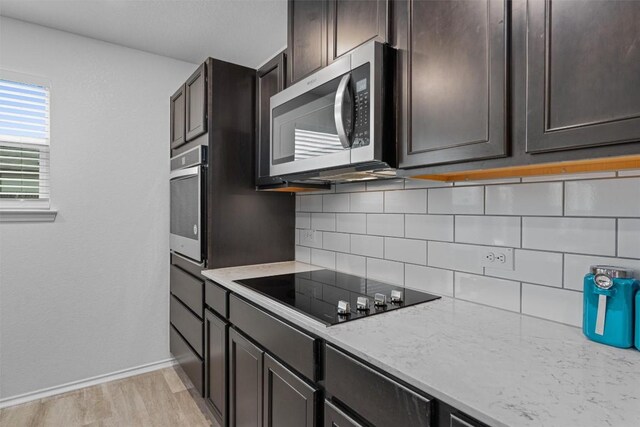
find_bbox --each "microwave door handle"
[169,166,200,180]
[334,74,353,149]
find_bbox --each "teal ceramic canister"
[583,266,639,348]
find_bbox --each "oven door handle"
[170,166,200,180]
[334,74,353,149]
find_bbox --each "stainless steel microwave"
[269,42,395,182]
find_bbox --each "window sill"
[0,210,58,222]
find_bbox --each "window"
[0,73,51,211]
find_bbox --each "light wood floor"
[0,366,220,427]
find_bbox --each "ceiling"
[0,0,288,67]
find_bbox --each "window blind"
[0,78,50,207]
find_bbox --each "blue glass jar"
[636,291,640,351]
[583,266,638,348]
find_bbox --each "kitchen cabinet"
[185,63,207,141]
[170,85,186,149]
[437,401,488,427]
[229,328,263,427]
[263,354,318,427]
[256,52,287,187]
[398,0,508,168]
[170,326,204,395]
[524,0,640,154]
[287,0,327,85]
[327,0,388,63]
[205,310,227,426]
[324,400,363,427]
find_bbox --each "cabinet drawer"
[229,295,317,381]
[324,399,364,427]
[170,325,203,395]
[205,280,228,319]
[325,345,431,426]
[170,265,204,318]
[170,295,204,357]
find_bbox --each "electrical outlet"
[301,230,318,245]
[480,247,514,270]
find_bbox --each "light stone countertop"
[202,261,640,427]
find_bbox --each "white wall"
[0,17,196,400]
[295,171,640,327]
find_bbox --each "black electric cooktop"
[235,269,440,326]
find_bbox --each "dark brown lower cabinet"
[229,329,264,427]
[169,326,203,395]
[263,354,318,427]
[324,400,363,427]
[205,310,228,426]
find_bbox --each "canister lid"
[590,265,634,278]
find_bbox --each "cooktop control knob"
[374,293,387,307]
[337,300,351,316]
[356,296,370,311]
[390,290,403,303]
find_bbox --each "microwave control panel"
[352,63,370,148]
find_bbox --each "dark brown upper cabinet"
[327,0,389,63]
[170,85,186,149]
[525,0,640,154]
[185,63,207,142]
[287,0,328,85]
[256,52,287,186]
[398,0,508,168]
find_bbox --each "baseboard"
[0,357,177,409]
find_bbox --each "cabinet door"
[324,400,363,427]
[185,63,207,141]
[263,354,318,427]
[205,310,227,426]
[399,0,508,168]
[256,52,286,186]
[525,0,640,153]
[229,329,263,427]
[170,85,186,149]
[327,0,388,63]
[287,0,327,85]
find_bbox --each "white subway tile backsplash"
[367,258,404,285]
[299,194,323,212]
[297,174,640,327]
[455,216,521,247]
[454,273,521,312]
[485,249,563,287]
[384,237,427,265]
[522,217,616,256]
[405,265,454,296]
[485,182,563,216]
[350,191,384,212]
[563,254,640,291]
[296,212,311,229]
[311,248,336,269]
[367,214,404,237]
[618,169,640,177]
[522,284,582,327]
[405,214,454,241]
[351,234,384,258]
[618,219,640,259]
[311,213,336,231]
[323,232,350,252]
[295,245,310,263]
[336,253,367,276]
[295,229,299,245]
[522,171,616,182]
[565,178,640,217]
[428,241,484,274]
[404,179,453,189]
[384,189,427,214]
[428,186,484,214]
[336,213,367,234]
[366,179,405,191]
[323,194,350,212]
